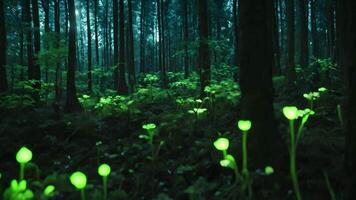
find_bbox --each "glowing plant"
[237,120,252,178]
[264,166,274,175]
[213,138,240,183]
[282,105,314,200]
[70,171,87,200]
[98,164,111,200]
[3,179,34,200]
[140,123,164,160]
[43,185,56,197]
[303,87,327,109]
[16,147,33,180]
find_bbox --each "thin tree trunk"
[198,0,210,96]
[127,0,136,92]
[287,0,296,87]
[117,0,128,94]
[140,0,146,74]
[0,0,7,92]
[299,0,308,68]
[183,0,189,78]
[94,0,99,65]
[54,0,62,104]
[87,0,92,92]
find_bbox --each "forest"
[0,0,356,199]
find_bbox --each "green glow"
[282,106,298,120]
[98,164,111,177]
[219,154,236,168]
[16,147,33,164]
[43,185,55,196]
[142,123,156,131]
[237,120,252,131]
[4,179,34,200]
[318,87,327,92]
[70,171,87,190]
[264,166,274,175]
[213,138,229,151]
[188,108,207,114]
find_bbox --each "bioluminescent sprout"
[43,185,55,197]
[264,166,274,175]
[237,120,252,179]
[237,120,252,132]
[282,106,298,120]
[282,106,302,200]
[98,163,111,200]
[70,171,87,200]
[3,179,34,200]
[213,137,229,157]
[142,123,156,131]
[318,87,327,92]
[16,146,33,180]
[188,108,207,115]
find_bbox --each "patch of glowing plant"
[213,137,229,157]
[16,146,33,180]
[43,185,55,197]
[140,123,164,161]
[3,179,34,200]
[70,171,87,200]
[303,87,327,109]
[237,120,252,178]
[264,166,274,175]
[98,164,111,200]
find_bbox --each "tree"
[24,0,34,81]
[299,0,308,68]
[197,0,210,96]
[117,0,128,94]
[66,0,82,112]
[311,0,319,58]
[183,0,189,78]
[54,0,61,104]
[286,0,296,87]
[238,0,280,168]
[232,0,238,80]
[127,0,136,92]
[0,0,7,92]
[32,0,41,91]
[113,0,119,89]
[86,0,92,92]
[140,0,146,73]
[94,0,99,65]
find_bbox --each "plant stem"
[19,163,25,181]
[81,189,86,200]
[289,120,302,200]
[242,131,249,178]
[103,176,108,200]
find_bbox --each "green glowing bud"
[98,164,111,177]
[264,166,274,175]
[282,106,298,120]
[16,147,33,164]
[142,123,156,131]
[318,87,327,92]
[213,138,229,151]
[18,180,27,191]
[43,185,55,196]
[220,159,232,167]
[219,154,236,168]
[237,120,252,131]
[70,171,87,190]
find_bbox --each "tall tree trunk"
[32,0,41,91]
[183,0,189,78]
[272,0,281,75]
[113,0,119,89]
[127,0,136,92]
[233,0,238,81]
[24,0,34,81]
[311,0,319,58]
[299,0,308,68]
[0,0,7,92]
[161,0,167,88]
[342,1,356,199]
[118,0,128,94]
[140,0,146,73]
[54,0,62,104]
[42,0,50,84]
[198,0,210,96]
[238,0,281,170]
[287,0,296,87]
[94,0,99,65]
[87,0,92,92]
[66,0,82,112]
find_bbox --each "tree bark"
[54,0,62,104]
[198,0,210,96]
[183,0,189,78]
[66,0,82,112]
[140,0,146,74]
[94,0,99,65]
[24,0,34,81]
[32,0,41,90]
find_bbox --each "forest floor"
[0,76,348,200]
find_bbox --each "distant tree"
[54,0,61,104]
[127,0,136,92]
[94,0,99,65]
[66,0,82,112]
[118,0,128,94]
[238,0,280,167]
[183,0,189,78]
[287,0,296,87]
[32,0,41,91]
[311,0,319,58]
[140,0,146,73]
[0,0,7,92]
[197,0,210,96]
[24,0,34,81]
[299,0,308,68]
[232,0,238,80]
[86,0,92,92]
